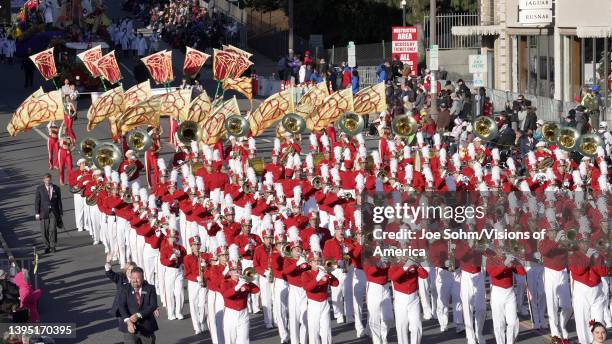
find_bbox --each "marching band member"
[105,172,122,266]
[282,226,309,344]
[144,128,161,189]
[69,159,88,232]
[486,248,526,344]
[389,257,429,344]
[568,237,608,344]
[233,209,262,314]
[303,234,338,344]
[57,137,73,185]
[207,231,229,344]
[63,102,77,142]
[47,121,60,170]
[160,224,186,320]
[184,236,210,335]
[118,150,144,182]
[322,222,353,324]
[253,220,276,329]
[271,220,290,343]
[364,253,393,344]
[456,237,486,344]
[222,244,260,344]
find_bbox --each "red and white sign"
[392,26,418,76]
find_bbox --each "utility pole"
[288,0,294,53]
[429,0,438,116]
[401,0,406,26]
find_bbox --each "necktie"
[135,289,141,307]
[47,186,52,200]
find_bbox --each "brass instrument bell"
[281,113,306,135]
[473,116,498,141]
[249,158,265,176]
[377,170,389,183]
[177,120,203,145]
[338,112,364,136]
[541,122,560,143]
[91,143,122,170]
[78,137,99,161]
[281,243,292,257]
[242,267,257,283]
[577,133,601,157]
[224,115,250,138]
[557,126,579,151]
[126,128,153,154]
[323,258,337,272]
[391,115,418,137]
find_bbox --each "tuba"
[91,143,122,171]
[126,128,153,155]
[177,120,202,145]
[338,112,364,136]
[78,137,99,161]
[391,115,418,137]
[473,116,498,141]
[281,113,306,135]
[541,122,560,143]
[577,133,601,157]
[224,115,250,138]
[241,267,257,283]
[557,126,579,151]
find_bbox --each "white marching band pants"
[366,281,393,344]
[460,270,486,344]
[393,289,422,344]
[164,265,185,319]
[435,268,463,331]
[572,281,605,344]
[525,264,546,329]
[418,266,435,319]
[115,216,128,268]
[258,274,273,328]
[273,278,290,343]
[142,244,158,286]
[288,284,308,344]
[490,285,519,344]
[601,276,612,327]
[544,267,572,339]
[74,193,85,231]
[86,204,100,243]
[187,280,207,333]
[224,308,250,344]
[307,298,332,344]
[207,290,225,344]
[330,266,354,320]
[352,268,367,335]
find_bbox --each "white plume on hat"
[212,149,221,161]
[273,220,285,237]
[196,176,205,192]
[157,158,167,171]
[309,234,321,253]
[331,166,340,183]
[545,168,555,182]
[491,166,501,182]
[224,194,234,209]
[371,151,381,167]
[423,166,434,183]
[264,171,274,186]
[353,209,362,230]
[131,180,140,194]
[506,157,516,174]
[274,183,285,199]
[600,161,608,175]
[147,195,156,209]
[111,171,120,185]
[334,146,342,162]
[292,154,301,168]
[468,143,476,159]
[579,161,588,177]
[403,145,411,159]
[243,203,252,221]
[433,133,441,147]
[416,132,424,146]
[293,185,302,206]
[320,163,330,180]
[187,174,196,189]
[405,164,413,184]
[388,141,396,154]
[245,167,256,186]
[491,148,500,161]
[598,175,609,192]
[285,154,294,169]
[320,133,330,149]
[216,231,227,248]
[473,162,483,181]
[355,133,364,145]
[288,226,300,243]
[309,133,318,149]
[202,144,212,161]
[390,159,398,175]
[190,140,199,154]
[452,153,461,170]
[356,173,365,193]
[138,187,148,203]
[439,148,447,166]
[572,170,583,186]
[421,146,430,161]
[161,202,171,217]
[180,163,190,178]
[228,244,239,262]
[248,136,256,151]
[104,165,112,179]
[477,182,488,192]
[306,154,314,170]
[334,204,344,223]
[519,180,530,192]
[342,147,351,161]
[358,145,367,160]
[527,151,536,166]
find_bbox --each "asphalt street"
[0,1,580,343]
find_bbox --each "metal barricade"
[0,247,38,289]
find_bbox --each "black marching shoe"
[44,248,50,254]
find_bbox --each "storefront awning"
[576,26,612,38]
[452,25,503,36]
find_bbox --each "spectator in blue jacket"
[351,69,360,94]
[309,69,323,83]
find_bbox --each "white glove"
[169,253,177,261]
[222,265,230,276]
[504,255,515,267]
[449,243,456,250]
[155,230,161,237]
[174,249,181,257]
[265,269,272,278]
[266,194,274,204]
[342,246,349,254]
[35,214,40,220]
[245,244,251,252]
[586,248,598,258]
[533,252,541,261]
[197,276,203,283]
[555,231,566,242]
[296,256,306,267]
[316,270,326,282]
[200,260,207,268]
[104,263,112,271]
[234,280,246,291]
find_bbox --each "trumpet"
[121,188,133,204]
[322,258,337,272]
[198,253,207,288]
[559,229,578,249]
[241,267,257,283]
[281,243,292,257]
[377,170,388,183]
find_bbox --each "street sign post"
[469,55,487,74]
[347,41,356,68]
[429,44,439,71]
[391,26,418,76]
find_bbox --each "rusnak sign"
[518,0,553,25]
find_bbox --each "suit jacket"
[117,283,158,334]
[106,268,129,317]
[35,183,63,219]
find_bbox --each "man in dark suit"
[118,267,158,344]
[34,173,63,253]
